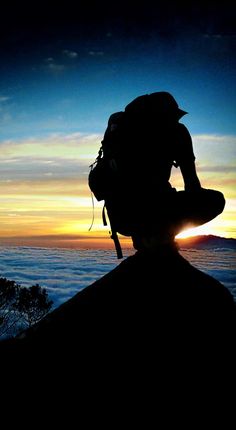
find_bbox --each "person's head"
[125,91,187,121]
[148,92,187,119]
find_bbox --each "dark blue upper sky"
[0,1,236,139]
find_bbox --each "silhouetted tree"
[0,278,53,338]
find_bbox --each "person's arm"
[179,159,201,191]
[176,123,202,191]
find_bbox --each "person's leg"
[131,189,225,251]
[173,189,225,233]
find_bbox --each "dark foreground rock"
[1,247,236,414]
[1,248,235,361]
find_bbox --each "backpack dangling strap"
[111,229,123,259]
[102,204,107,226]
[88,191,95,231]
[103,204,123,259]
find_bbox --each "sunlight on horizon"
[176,223,227,239]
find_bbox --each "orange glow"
[0,132,235,247]
[176,225,219,239]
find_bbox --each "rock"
[1,248,235,362]
[1,246,236,409]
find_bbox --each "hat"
[176,108,188,119]
[148,92,188,118]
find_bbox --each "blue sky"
[1,1,236,140]
[1,30,236,140]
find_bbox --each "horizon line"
[0,233,235,251]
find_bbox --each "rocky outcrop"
[1,246,235,413]
[1,247,235,364]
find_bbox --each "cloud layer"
[0,247,131,308]
[0,246,234,311]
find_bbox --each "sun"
[176,224,216,239]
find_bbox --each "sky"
[0,1,236,248]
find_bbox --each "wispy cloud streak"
[0,132,235,241]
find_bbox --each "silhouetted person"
[103,92,225,251]
[0,93,234,395]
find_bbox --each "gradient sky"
[0,1,236,248]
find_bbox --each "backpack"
[88,110,127,258]
[88,92,187,258]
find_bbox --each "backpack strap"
[103,204,123,259]
[111,229,123,259]
[102,204,107,226]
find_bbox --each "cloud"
[0,246,234,312]
[193,134,236,160]
[0,131,235,241]
[0,132,102,181]
[43,50,78,74]
[0,132,103,238]
[171,133,236,187]
[62,49,78,59]
[192,134,236,176]
[193,134,236,144]
[43,57,67,74]
[88,50,104,56]
[2,132,233,184]
[0,96,10,103]
[0,132,109,241]
[0,247,122,308]
[198,165,236,173]
[45,62,66,74]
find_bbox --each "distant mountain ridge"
[177,234,236,250]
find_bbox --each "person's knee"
[214,190,225,215]
[205,189,225,217]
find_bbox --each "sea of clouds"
[181,248,236,300]
[0,246,235,310]
[0,247,134,308]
